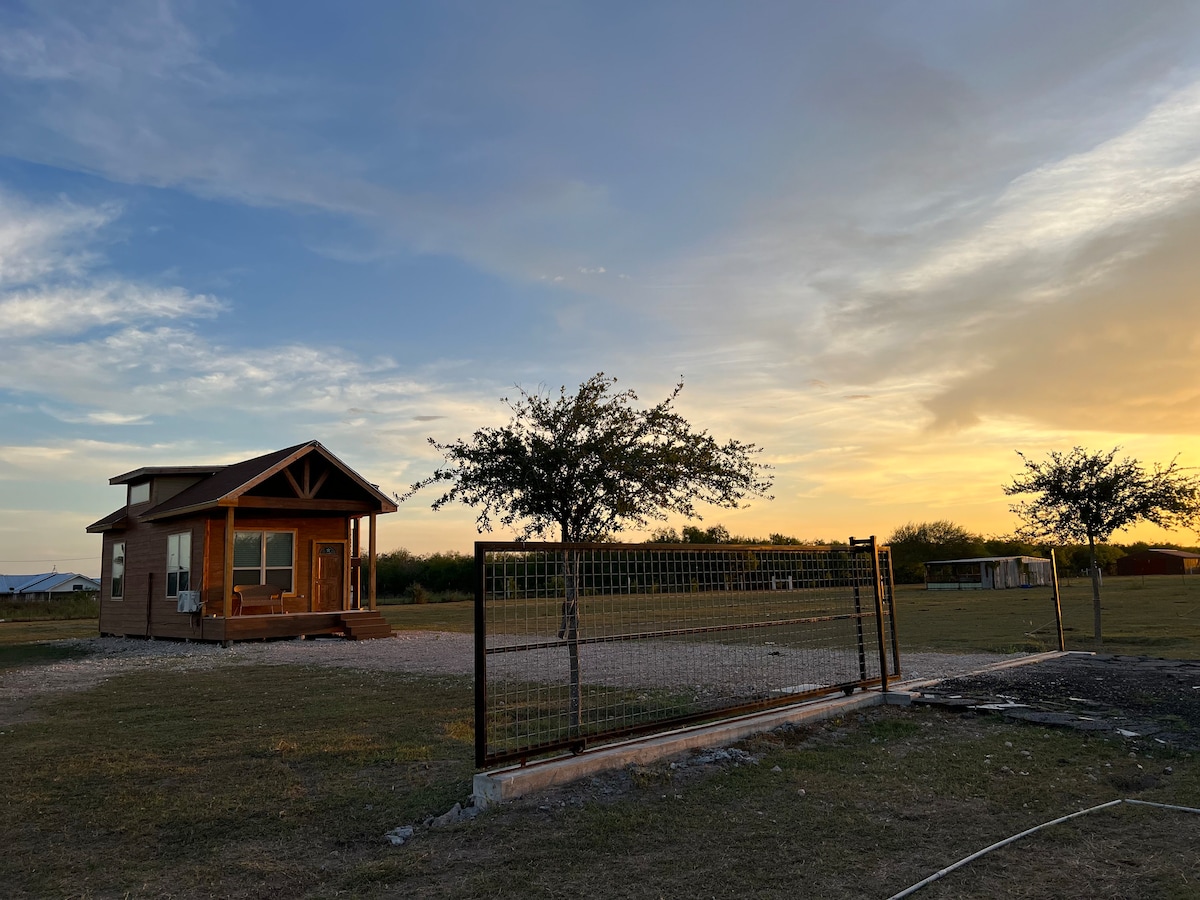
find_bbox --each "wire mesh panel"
[475,538,900,766]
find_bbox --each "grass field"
[17,574,1199,660]
[1,663,1196,898]
[378,575,1200,660]
[1,576,1199,896]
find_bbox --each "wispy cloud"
[0,283,224,338]
[0,189,116,286]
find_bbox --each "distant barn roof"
[924,556,1049,565]
[1126,548,1200,560]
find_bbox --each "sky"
[3,1,1200,574]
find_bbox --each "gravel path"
[0,633,1024,726]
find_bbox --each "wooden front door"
[313,542,345,612]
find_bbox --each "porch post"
[352,516,361,610]
[368,512,377,611]
[223,507,235,618]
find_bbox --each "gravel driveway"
[1,631,1022,727]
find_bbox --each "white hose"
[886,798,1200,900]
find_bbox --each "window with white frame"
[111,542,125,599]
[128,482,150,504]
[232,531,294,592]
[166,532,191,597]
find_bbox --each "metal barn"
[924,556,1053,591]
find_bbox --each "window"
[111,542,125,599]
[233,531,294,592]
[129,482,150,505]
[166,532,191,597]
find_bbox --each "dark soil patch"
[916,654,1200,750]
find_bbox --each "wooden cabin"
[86,441,398,643]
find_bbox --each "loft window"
[166,532,191,598]
[111,542,125,599]
[233,531,294,592]
[129,482,150,505]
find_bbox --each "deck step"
[340,611,393,640]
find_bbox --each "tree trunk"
[558,536,583,735]
[1089,536,1102,649]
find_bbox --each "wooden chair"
[232,583,285,615]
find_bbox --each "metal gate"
[474,536,899,767]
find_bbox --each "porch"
[103,609,392,643]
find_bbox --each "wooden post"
[1050,549,1065,652]
[368,512,377,611]
[352,516,361,610]
[223,507,235,619]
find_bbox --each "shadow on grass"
[0,641,92,672]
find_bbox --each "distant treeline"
[884,520,1200,584]
[375,550,474,602]
[378,520,1200,597]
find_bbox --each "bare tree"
[1004,447,1200,647]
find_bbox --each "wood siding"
[202,514,350,615]
[99,510,354,639]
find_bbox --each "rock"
[431,803,463,828]
[384,825,414,846]
[428,800,482,829]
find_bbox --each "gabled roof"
[0,573,50,593]
[0,573,100,593]
[88,441,397,527]
[140,443,311,519]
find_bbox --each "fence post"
[474,542,488,768]
[881,544,902,680]
[1050,549,1065,652]
[867,536,890,693]
[559,548,583,738]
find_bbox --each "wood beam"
[234,497,374,512]
[223,507,235,619]
[368,513,377,612]
[283,467,304,498]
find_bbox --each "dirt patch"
[918,653,1200,751]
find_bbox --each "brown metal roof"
[85,507,129,533]
[109,465,226,485]
[136,440,398,520]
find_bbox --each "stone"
[384,825,414,846]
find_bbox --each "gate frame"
[474,537,900,767]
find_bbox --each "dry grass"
[1,658,1197,898]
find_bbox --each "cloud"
[0,283,224,338]
[0,189,116,287]
[0,188,226,338]
[878,80,1200,299]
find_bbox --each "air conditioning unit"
[177,591,203,613]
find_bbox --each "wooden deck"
[101,609,392,643]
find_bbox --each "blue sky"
[3,1,1200,572]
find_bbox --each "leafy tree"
[406,372,773,728]
[886,520,987,584]
[1005,446,1200,646]
[407,373,772,542]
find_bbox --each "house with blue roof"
[0,572,101,601]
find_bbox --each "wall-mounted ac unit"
[177,591,203,613]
